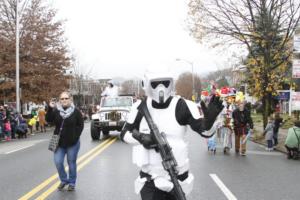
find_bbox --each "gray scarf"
[57,103,75,119]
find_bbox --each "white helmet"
[142,65,174,104]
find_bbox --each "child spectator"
[28,116,37,134]
[264,116,274,151]
[4,118,11,141]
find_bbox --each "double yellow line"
[18,137,117,200]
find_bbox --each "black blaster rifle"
[135,100,187,200]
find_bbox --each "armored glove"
[200,95,224,130]
[132,129,157,149]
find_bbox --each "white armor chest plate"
[144,97,186,138]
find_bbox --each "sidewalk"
[252,123,288,153]
[0,126,54,144]
[0,121,90,144]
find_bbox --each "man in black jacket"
[232,101,253,156]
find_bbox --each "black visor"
[150,80,170,89]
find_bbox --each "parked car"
[90,96,133,140]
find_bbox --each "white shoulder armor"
[184,99,201,119]
[126,100,142,124]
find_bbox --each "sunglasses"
[60,97,70,100]
[150,80,170,89]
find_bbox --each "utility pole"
[16,0,20,112]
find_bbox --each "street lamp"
[176,58,195,100]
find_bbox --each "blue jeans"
[54,141,80,186]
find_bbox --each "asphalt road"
[0,122,299,200]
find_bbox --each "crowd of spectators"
[0,104,48,141]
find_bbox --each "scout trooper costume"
[120,69,223,199]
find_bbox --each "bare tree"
[120,79,145,97]
[204,68,233,87]
[120,80,136,95]
[176,72,202,100]
[188,0,300,127]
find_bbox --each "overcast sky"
[52,0,229,80]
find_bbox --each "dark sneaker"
[67,185,75,191]
[57,183,67,191]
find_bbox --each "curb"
[0,126,55,145]
[250,137,287,154]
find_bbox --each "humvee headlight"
[99,112,105,120]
